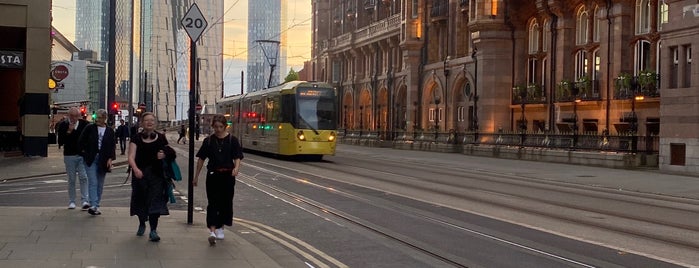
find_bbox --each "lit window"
[575,50,588,80]
[658,0,669,31]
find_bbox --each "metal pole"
[187,40,196,224]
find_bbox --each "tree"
[284,68,299,83]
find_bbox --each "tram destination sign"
[0,50,23,69]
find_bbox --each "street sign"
[181,3,208,43]
[195,104,202,111]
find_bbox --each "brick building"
[311,0,698,174]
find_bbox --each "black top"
[116,124,130,139]
[78,124,116,169]
[131,132,168,175]
[196,134,244,170]
[56,118,89,156]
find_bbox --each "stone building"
[311,0,698,174]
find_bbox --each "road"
[1,140,697,267]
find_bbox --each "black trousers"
[119,137,126,153]
[205,171,236,228]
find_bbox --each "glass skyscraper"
[247,0,287,92]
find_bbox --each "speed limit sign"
[181,3,208,42]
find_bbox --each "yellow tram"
[217,81,337,160]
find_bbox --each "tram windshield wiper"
[298,116,319,135]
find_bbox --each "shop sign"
[0,50,23,69]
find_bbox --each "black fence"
[341,129,659,154]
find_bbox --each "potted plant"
[638,69,657,93]
[614,72,632,98]
[512,84,526,102]
[527,83,543,101]
[575,76,591,98]
[556,80,572,101]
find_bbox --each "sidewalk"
[0,141,311,268]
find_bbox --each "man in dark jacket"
[116,119,130,155]
[78,109,116,215]
[56,107,90,210]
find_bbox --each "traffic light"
[112,102,119,113]
[91,111,96,120]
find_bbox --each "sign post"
[181,3,208,225]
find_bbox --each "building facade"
[247,0,288,92]
[0,0,52,156]
[312,0,698,174]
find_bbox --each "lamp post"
[443,56,450,133]
[471,48,479,140]
[413,101,418,137]
[434,90,441,140]
[343,105,348,129]
[571,85,581,148]
[519,88,527,146]
[359,105,364,131]
[631,93,643,153]
[377,104,382,139]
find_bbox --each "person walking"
[116,119,130,155]
[78,109,116,216]
[193,114,244,246]
[177,124,186,144]
[56,107,90,210]
[128,112,170,242]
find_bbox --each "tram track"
[239,161,607,268]
[242,156,698,267]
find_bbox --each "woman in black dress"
[194,114,244,246]
[127,112,169,242]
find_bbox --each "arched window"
[593,6,600,42]
[542,19,550,52]
[635,40,651,74]
[636,0,651,34]
[528,20,540,54]
[658,0,669,31]
[575,50,588,80]
[576,7,589,45]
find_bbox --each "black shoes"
[137,224,146,236]
[149,230,160,242]
[87,207,101,215]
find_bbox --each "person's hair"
[211,114,227,127]
[96,109,108,119]
[140,112,156,122]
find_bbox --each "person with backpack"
[193,114,244,246]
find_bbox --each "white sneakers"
[215,228,224,240]
[81,202,90,210]
[68,202,76,209]
[208,232,217,246]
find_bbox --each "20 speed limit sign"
[181,3,208,42]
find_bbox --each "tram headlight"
[297,131,306,141]
[328,132,336,142]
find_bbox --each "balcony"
[431,0,448,22]
[513,84,546,105]
[354,13,401,45]
[614,72,661,100]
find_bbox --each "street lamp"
[359,105,364,131]
[443,56,450,132]
[471,48,479,139]
[519,88,527,146]
[434,89,441,140]
[571,85,582,148]
[343,105,348,129]
[631,93,644,153]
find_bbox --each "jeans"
[85,154,106,208]
[119,137,126,154]
[64,155,88,204]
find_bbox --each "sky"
[50,0,312,96]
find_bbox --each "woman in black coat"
[78,109,116,216]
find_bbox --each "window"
[658,0,669,31]
[429,108,435,121]
[636,0,651,34]
[543,19,550,52]
[685,45,692,87]
[528,20,540,54]
[593,49,601,81]
[412,0,418,18]
[593,6,600,42]
[528,58,538,84]
[457,106,464,122]
[669,46,678,88]
[635,40,651,75]
[576,7,589,45]
[575,50,588,79]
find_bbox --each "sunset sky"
[50,0,312,96]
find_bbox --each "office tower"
[75,0,133,113]
[247,0,287,92]
[138,0,223,122]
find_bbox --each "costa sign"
[0,50,23,69]
[51,65,69,81]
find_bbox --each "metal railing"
[341,129,659,154]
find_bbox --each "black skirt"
[130,166,169,217]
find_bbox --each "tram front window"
[296,88,337,131]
